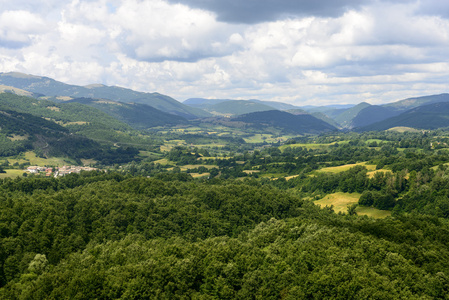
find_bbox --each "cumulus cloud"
[166,0,371,24]
[0,10,47,48]
[0,0,449,106]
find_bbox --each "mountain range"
[1,72,449,133]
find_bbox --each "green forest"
[4,89,449,298]
[2,127,449,298]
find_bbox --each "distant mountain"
[184,98,300,114]
[351,105,401,128]
[232,110,337,134]
[68,98,188,129]
[383,93,449,111]
[301,104,355,110]
[281,109,340,129]
[358,102,449,131]
[0,72,210,119]
[333,102,372,128]
[183,98,228,108]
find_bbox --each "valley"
[2,72,449,298]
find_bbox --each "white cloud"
[0,10,47,47]
[0,0,449,106]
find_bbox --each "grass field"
[0,169,25,178]
[7,134,29,141]
[317,162,377,174]
[160,140,187,152]
[180,164,218,171]
[387,127,420,133]
[279,141,349,151]
[244,134,295,144]
[7,151,75,167]
[314,192,391,218]
[356,206,392,218]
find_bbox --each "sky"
[0,0,449,106]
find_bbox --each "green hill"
[334,102,372,128]
[0,72,210,119]
[232,110,336,134]
[351,105,401,128]
[0,93,160,158]
[68,98,188,129]
[358,102,449,131]
[0,92,130,131]
[383,93,449,111]
[0,108,103,159]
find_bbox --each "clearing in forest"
[317,162,376,173]
[314,192,391,219]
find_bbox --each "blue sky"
[0,0,448,105]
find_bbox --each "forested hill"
[0,72,210,119]
[1,173,449,298]
[67,98,188,129]
[233,110,337,134]
[0,92,130,131]
[358,102,449,131]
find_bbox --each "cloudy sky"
[1,0,449,105]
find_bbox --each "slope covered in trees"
[233,110,337,134]
[359,102,449,131]
[68,98,188,129]
[1,172,449,298]
[0,72,210,119]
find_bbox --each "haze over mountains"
[1,72,449,133]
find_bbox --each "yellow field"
[243,170,260,174]
[244,134,295,144]
[314,192,391,219]
[7,134,29,141]
[179,164,218,171]
[279,141,349,151]
[190,172,210,178]
[317,162,376,174]
[387,127,420,133]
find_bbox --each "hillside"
[358,102,449,131]
[351,105,401,128]
[383,93,449,111]
[0,93,160,157]
[232,110,336,134]
[0,92,130,131]
[0,72,210,119]
[333,102,372,128]
[0,109,110,160]
[68,98,188,129]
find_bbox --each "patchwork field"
[314,192,391,219]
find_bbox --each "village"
[26,165,98,177]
